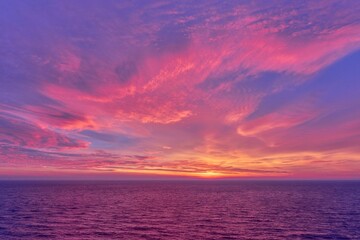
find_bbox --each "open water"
[0,181,359,239]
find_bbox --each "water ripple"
[0,181,359,239]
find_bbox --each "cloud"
[237,50,360,153]
[0,113,88,149]
[1,0,360,178]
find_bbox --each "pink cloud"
[1,0,360,178]
[0,114,88,149]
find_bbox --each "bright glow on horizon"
[0,0,359,179]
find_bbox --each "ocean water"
[0,181,359,239]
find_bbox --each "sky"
[0,0,360,180]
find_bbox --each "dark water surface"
[0,181,359,239]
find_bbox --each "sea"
[0,181,359,239]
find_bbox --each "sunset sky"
[1,0,359,179]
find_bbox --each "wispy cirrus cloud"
[0,0,359,178]
[0,113,87,149]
